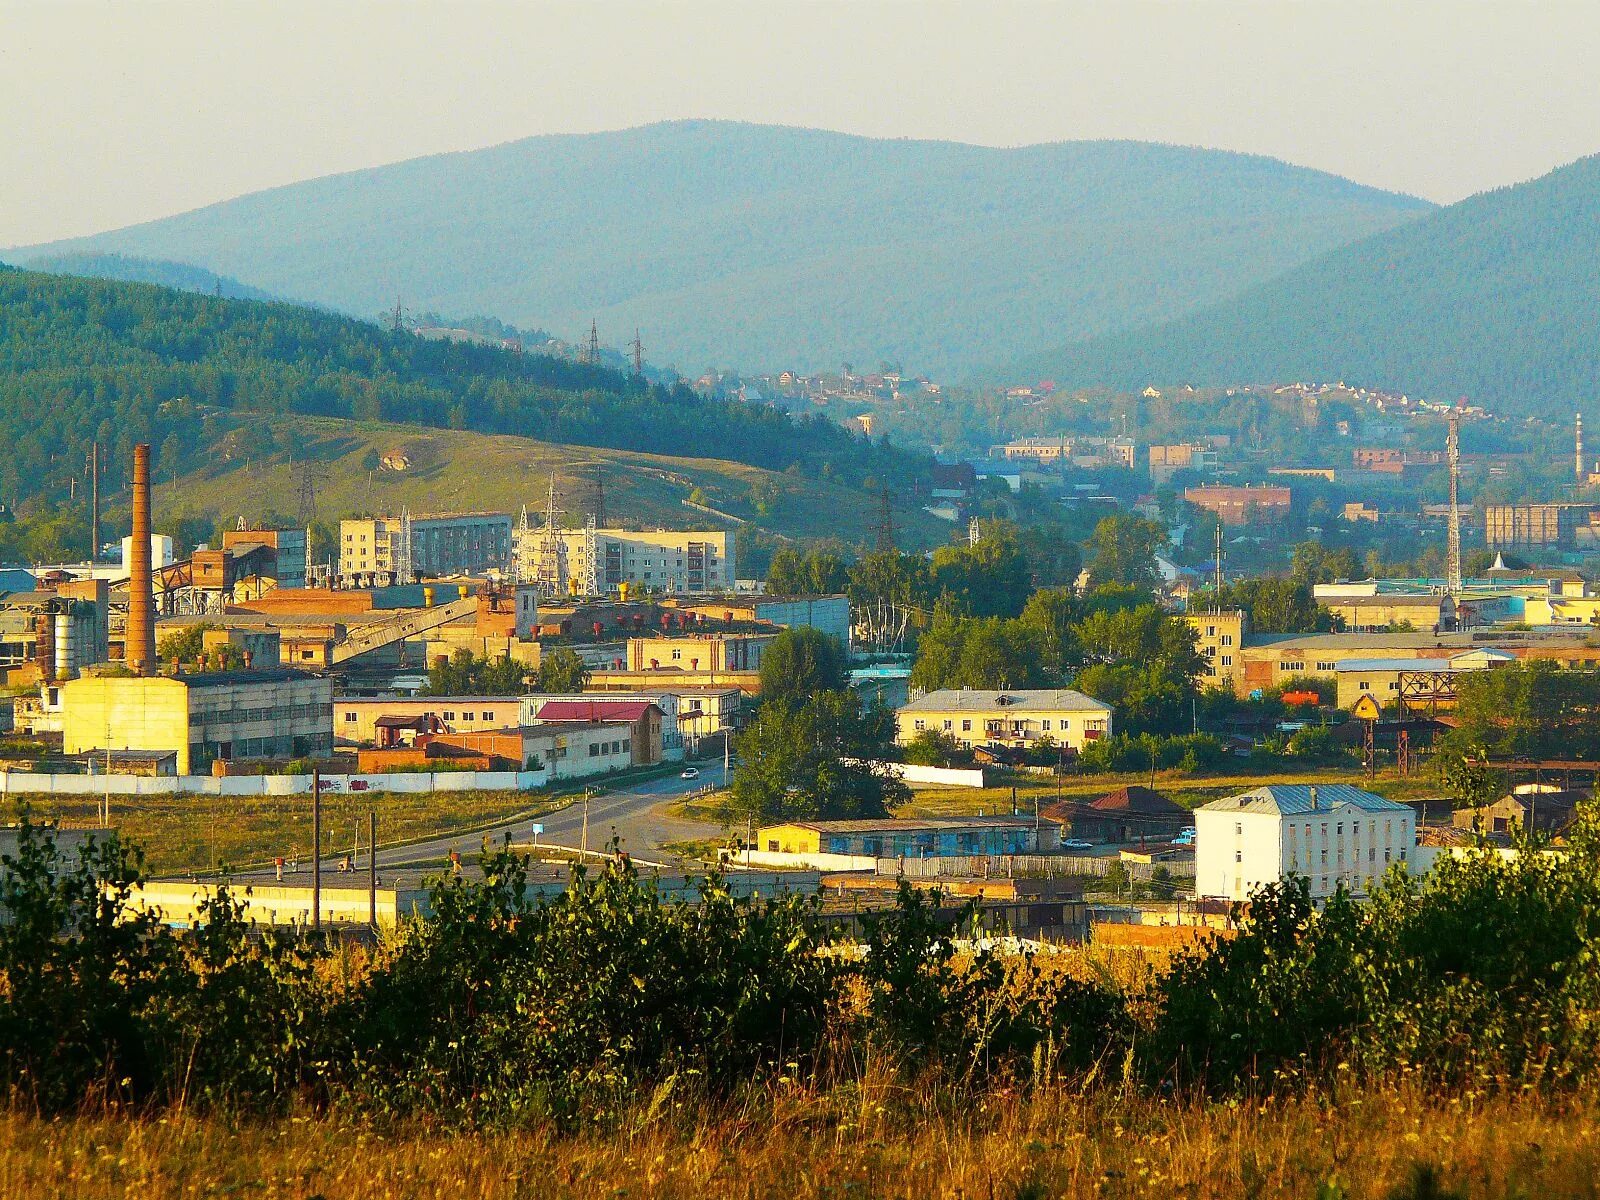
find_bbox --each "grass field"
[154,413,945,548]
[899,763,1444,820]
[12,788,568,875]
[0,1079,1589,1199]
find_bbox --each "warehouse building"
[60,669,335,775]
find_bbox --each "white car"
[1060,839,1095,852]
[680,767,701,780]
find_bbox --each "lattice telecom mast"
[581,515,600,597]
[1446,412,1463,597]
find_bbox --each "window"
[1359,681,1370,691]
[1221,654,1233,667]
[463,712,475,721]
[483,711,494,721]
[1234,850,1242,862]
[589,744,599,757]
[943,719,953,730]
[1235,822,1242,835]
[444,711,456,721]
[1206,625,1216,637]
[913,720,926,732]
[961,720,971,732]
[1222,634,1233,647]
[1041,720,1052,731]
[344,713,357,723]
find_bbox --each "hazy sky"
[6,0,1600,247]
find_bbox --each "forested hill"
[23,252,280,303]
[1004,151,1600,415]
[8,120,1430,376]
[0,266,915,515]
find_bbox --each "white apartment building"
[339,512,513,582]
[512,527,734,595]
[1195,784,1416,903]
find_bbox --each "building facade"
[340,513,513,581]
[222,527,308,589]
[1182,609,1246,693]
[335,695,527,746]
[1183,485,1292,526]
[61,670,334,775]
[1195,784,1415,903]
[512,527,735,595]
[756,815,1053,858]
[896,689,1112,752]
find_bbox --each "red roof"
[533,699,659,724]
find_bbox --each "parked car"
[1060,838,1095,852]
[1171,827,1197,846]
[680,767,700,780]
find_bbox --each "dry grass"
[0,1077,1592,1199]
[11,789,566,875]
[902,764,1444,820]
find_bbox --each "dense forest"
[0,267,920,522]
[1007,151,1600,415]
[12,120,1428,376]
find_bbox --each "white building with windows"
[1195,784,1416,903]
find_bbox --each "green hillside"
[0,266,915,531]
[23,252,279,302]
[8,121,1430,377]
[1005,152,1600,414]
[155,414,944,550]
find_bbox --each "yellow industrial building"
[61,669,335,775]
[1182,609,1247,693]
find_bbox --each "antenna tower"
[632,330,644,377]
[968,517,981,547]
[1446,412,1462,597]
[1214,520,1224,602]
[389,296,406,334]
[584,320,600,366]
[875,486,895,553]
[581,515,600,597]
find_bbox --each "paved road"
[242,767,728,884]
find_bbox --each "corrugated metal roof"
[1199,784,1410,816]
[534,698,659,722]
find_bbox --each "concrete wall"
[883,762,988,788]
[735,849,877,872]
[0,769,548,796]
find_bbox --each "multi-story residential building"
[339,512,512,581]
[992,436,1136,470]
[1195,784,1415,902]
[61,669,334,775]
[1183,484,1292,526]
[1182,609,1246,693]
[511,527,734,596]
[1484,503,1599,550]
[896,689,1112,752]
[1148,443,1220,484]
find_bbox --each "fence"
[878,854,1195,882]
[885,762,988,788]
[0,768,549,798]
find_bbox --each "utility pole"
[875,486,895,553]
[368,810,377,931]
[89,441,100,562]
[1446,411,1463,598]
[1214,520,1224,602]
[311,768,322,932]
[581,787,590,859]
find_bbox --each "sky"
[6,0,1600,247]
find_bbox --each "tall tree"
[1086,514,1166,590]
[758,627,848,705]
[729,691,908,822]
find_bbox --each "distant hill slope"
[8,120,1430,377]
[157,414,943,549]
[1006,152,1600,414]
[22,252,280,302]
[0,267,916,523]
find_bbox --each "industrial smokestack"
[127,443,156,677]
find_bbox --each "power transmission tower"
[535,479,568,596]
[632,330,644,377]
[584,320,600,366]
[294,457,327,529]
[875,486,895,553]
[1446,412,1463,598]
[589,469,607,529]
[389,296,406,334]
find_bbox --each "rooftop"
[900,688,1111,714]
[767,816,1042,834]
[171,669,321,688]
[1200,784,1411,816]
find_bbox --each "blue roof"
[1201,784,1410,816]
[1334,657,1460,673]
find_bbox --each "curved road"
[243,768,730,885]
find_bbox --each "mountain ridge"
[8,120,1431,377]
[1001,150,1600,414]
